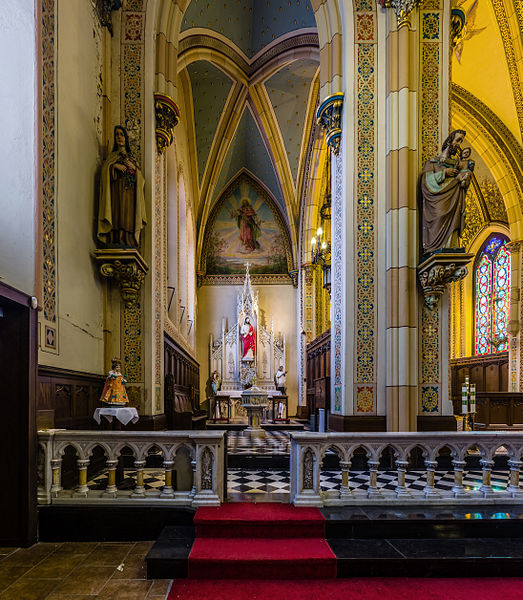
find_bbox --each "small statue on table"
[100,357,129,406]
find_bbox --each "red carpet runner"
[188,502,336,579]
[168,577,523,600]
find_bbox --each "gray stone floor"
[0,542,170,600]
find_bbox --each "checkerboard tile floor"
[226,430,290,455]
[87,467,519,495]
[226,469,519,495]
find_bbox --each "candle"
[469,384,476,413]
[462,384,468,415]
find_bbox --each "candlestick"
[469,384,476,414]
[461,384,468,415]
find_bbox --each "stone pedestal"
[241,386,268,434]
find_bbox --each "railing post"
[367,459,380,497]
[395,459,410,498]
[423,460,439,497]
[340,460,351,497]
[479,458,495,497]
[161,460,175,498]
[507,459,522,497]
[132,459,146,497]
[75,459,90,496]
[104,459,118,496]
[192,443,222,506]
[50,457,63,497]
[451,459,467,497]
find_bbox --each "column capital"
[379,0,421,29]
[317,93,344,155]
[154,93,180,155]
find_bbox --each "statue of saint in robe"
[421,129,473,255]
[97,125,147,248]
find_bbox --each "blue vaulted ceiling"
[212,108,283,209]
[265,58,319,184]
[181,0,315,58]
[187,61,233,186]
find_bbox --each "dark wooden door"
[0,283,37,546]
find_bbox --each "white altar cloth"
[216,390,281,397]
[93,407,139,426]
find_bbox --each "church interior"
[2,0,523,597]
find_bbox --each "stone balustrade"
[289,431,523,506]
[38,429,226,507]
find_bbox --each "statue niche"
[97,125,147,248]
[421,129,474,255]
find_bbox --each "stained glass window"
[474,236,510,355]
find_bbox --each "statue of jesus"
[240,316,256,361]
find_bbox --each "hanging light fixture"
[310,154,332,294]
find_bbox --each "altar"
[209,265,287,423]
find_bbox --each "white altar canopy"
[209,265,285,394]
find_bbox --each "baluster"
[104,459,118,496]
[367,459,380,497]
[50,458,63,496]
[161,460,175,498]
[132,459,146,497]
[507,459,522,497]
[479,458,495,497]
[75,459,90,496]
[423,460,439,497]
[339,461,351,497]
[451,458,467,497]
[190,457,197,497]
[395,459,410,497]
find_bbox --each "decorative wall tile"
[354,3,376,413]
[123,303,142,382]
[420,303,440,383]
[421,385,439,413]
[45,325,56,349]
[332,151,343,414]
[42,0,57,324]
[356,385,374,413]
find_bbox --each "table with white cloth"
[93,406,139,484]
[93,406,139,426]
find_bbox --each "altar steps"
[145,503,523,579]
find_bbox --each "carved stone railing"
[289,432,523,506]
[38,430,226,507]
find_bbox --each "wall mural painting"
[205,177,289,275]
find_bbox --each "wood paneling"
[37,366,105,430]
[164,334,206,429]
[306,329,330,427]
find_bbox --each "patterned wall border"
[121,1,146,399]
[332,150,343,414]
[121,6,146,166]
[354,2,377,415]
[154,154,164,391]
[420,7,441,165]
[491,0,523,138]
[41,0,57,327]
[418,1,443,413]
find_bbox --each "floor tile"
[82,543,133,567]
[148,580,170,595]
[97,579,153,599]
[0,577,59,600]
[0,544,61,567]
[111,554,147,579]
[22,552,86,580]
[50,565,115,595]
[129,542,154,555]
